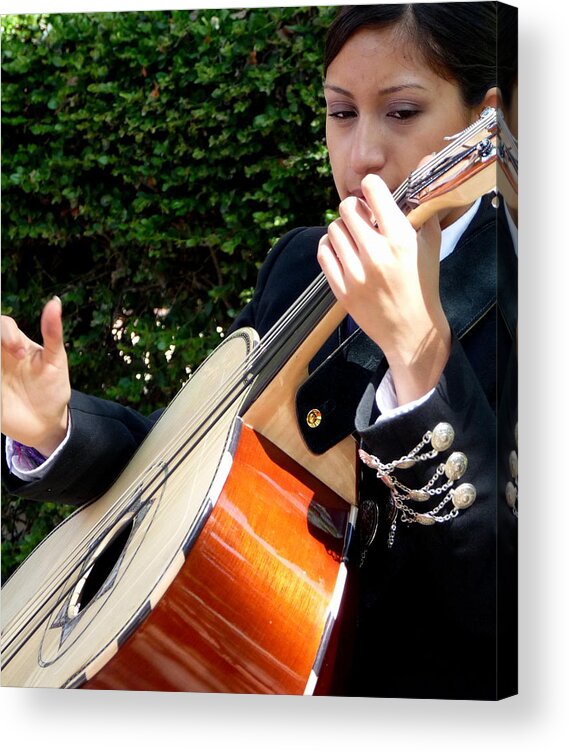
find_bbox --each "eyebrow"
[323,83,428,96]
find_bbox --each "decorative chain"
[358,422,477,549]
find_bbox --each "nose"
[349,116,387,179]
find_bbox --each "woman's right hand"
[318,173,450,407]
[1,297,71,457]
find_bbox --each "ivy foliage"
[1,7,339,580]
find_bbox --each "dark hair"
[497,2,518,110]
[324,3,503,108]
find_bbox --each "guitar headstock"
[497,107,518,213]
[397,107,499,229]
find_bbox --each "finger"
[416,213,443,280]
[417,152,437,171]
[327,217,359,264]
[327,217,373,288]
[418,212,442,255]
[338,194,374,228]
[361,173,411,239]
[40,297,66,363]
[1,316,28,360]
[317,234,348,299]
[337,195,382,257]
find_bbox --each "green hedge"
[1,7,338,579]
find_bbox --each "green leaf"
[0,5,338,579]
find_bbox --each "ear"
[469,86,502,124]
[480,86,501,112]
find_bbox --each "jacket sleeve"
[2,226,323,506]
[356,335,496,539]
[230,226,324,337]
[351,334,515,699]
[1,390,162,505]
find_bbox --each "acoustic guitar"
[1,107,503,692]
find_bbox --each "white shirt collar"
[440,198,482,261]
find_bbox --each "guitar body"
[81,425,353,694]
[2,109,501,691]
[1,324,356,692]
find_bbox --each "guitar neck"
[397,106,498,228]
[244,277,340,406]
[244,108,500,413]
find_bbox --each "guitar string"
[1,272,335,657]
[2,111,496,660]
[2,110,496,656]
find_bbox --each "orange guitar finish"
[82,424,353,693]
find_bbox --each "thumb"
[419,212,442,253]
[417,212,443,288]
[40,296,66,362]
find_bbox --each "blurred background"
[1,6,338,578]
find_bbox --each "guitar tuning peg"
[444,107,496,141]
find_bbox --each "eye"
[327,109,357,120]
[387,108,421,121]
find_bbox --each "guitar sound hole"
[73,519,134,616]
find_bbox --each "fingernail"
[52,295,62,305]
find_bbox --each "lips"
[348,183,396,198]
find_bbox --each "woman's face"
[324,26,482,218]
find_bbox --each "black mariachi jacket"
[232,193,517,701]
[2,195,517,700]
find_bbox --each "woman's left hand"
[317,172,451,406]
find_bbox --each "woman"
[1,3,517,699]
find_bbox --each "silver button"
[415,514,436,525]
[445,451,468,481]
[509,450,518,479]
[452,483,477,509]
[431,422,455,452]
[505,481,517,508]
